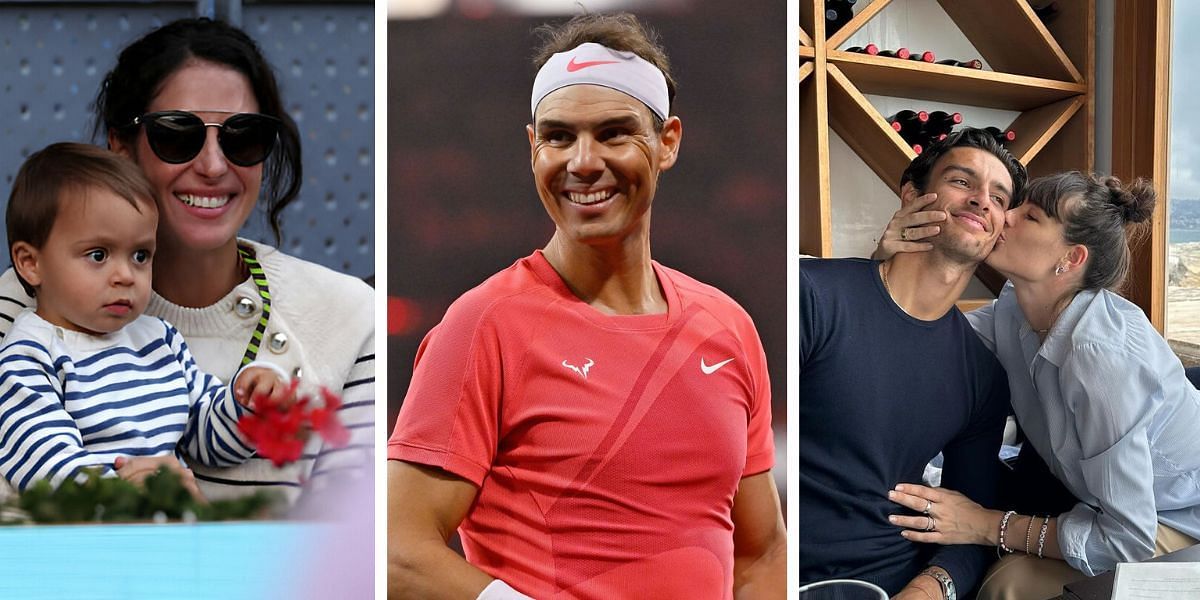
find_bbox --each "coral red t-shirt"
[389,251,773,599]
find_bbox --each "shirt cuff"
[477,580,533,600]
[230,361,291,415]
[236,360,290,383]
[1058,503,1099,575]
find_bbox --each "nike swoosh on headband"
[566,57,620,72]
[531,42,670,120]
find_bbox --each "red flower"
[310,409,350,448]
[320,387,343,411]
[237,385,348,467]
[257,434,305,467]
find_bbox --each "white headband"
[530,42,670,121]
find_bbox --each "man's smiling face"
[526,84,680,248]
[906,146,1014,264]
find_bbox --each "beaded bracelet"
[1024,514,1035,555]
[1037,515,1050,559]
[998,510,1017,556]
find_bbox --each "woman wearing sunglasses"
[0,18,374,504]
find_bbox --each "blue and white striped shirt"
[967,283,1200,575]
[0,239,374,505]
[0,311,255,491]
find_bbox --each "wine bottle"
[878,47,911,60]
[984,126,1017,145]
[936,58,984,69]
[889,110,929,147]
[824,0,854,36]
[908,50,936,63]
[926,111,963,133]
[900,129,930,147]
[920,122,954,150]
[846,44,879,55]
[887,110,929,132]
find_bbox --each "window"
[1167,1,1200,352]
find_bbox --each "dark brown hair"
[1025,171,1156,292]
[900,127,1027,208]
[6,142,156,296]
[94,17,301,243]
[532,13,676,129]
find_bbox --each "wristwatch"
[921,568,956,600]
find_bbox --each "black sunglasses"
[131,110,282,167]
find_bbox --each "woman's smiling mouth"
[177,193,231,209]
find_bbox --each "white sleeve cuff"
[232,360,290,387]
[477,579,534,600]
[1058,503,1101,575]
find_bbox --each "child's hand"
[114,455,205,502]
[234,367,290,409]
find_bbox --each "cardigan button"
[234,296,257,318]
[269,332,288,353]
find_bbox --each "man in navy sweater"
[798,128,1027,600]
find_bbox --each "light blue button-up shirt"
[967,283,1200,575]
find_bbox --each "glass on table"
[797,579,889,600]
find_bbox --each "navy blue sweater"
[798,258,1008,596]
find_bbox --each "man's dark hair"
[94,17,302,243]
[7,142,156,297]
[900,127,1027,207]
[532,13,676,130]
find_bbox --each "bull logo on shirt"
[561,358,595,379]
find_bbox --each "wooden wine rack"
[800,0,1095,307]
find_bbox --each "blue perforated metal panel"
[0,2,373,278]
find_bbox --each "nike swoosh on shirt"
[567,57,620,72]
[700,357,734,375]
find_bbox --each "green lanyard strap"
[238,244,272,366]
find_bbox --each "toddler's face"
[29,188,157,335]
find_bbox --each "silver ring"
[900,228,909,241]
[924,516,936,532]
[923,500,932,515]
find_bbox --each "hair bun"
[1101,175,1155,224]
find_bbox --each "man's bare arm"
[731,471,787,599]
[387,460,495,599]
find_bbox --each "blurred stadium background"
[0,1,375,280]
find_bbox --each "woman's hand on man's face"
[871,193,946,261]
